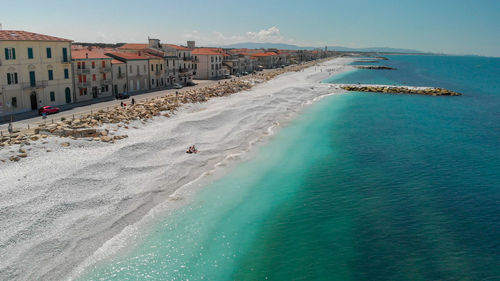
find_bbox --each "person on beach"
[131,98,135,105]
[120,101,123,107]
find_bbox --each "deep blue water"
[82,55,500,281]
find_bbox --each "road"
[0,78,232,135]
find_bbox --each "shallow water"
[80,55,500,280]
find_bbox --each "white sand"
[0,58,353,281]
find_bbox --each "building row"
[0,30,331,116]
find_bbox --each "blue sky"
[1,0,499,56]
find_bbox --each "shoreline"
[0,58,354,281]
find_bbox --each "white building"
[0,30,73,116]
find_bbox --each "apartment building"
[0,30,73,116]
[163,44,195,84]
[110,58,127,96]
[105,52,150,93]
[192,48,226,79]
[251,52,280,69]
[71,48,113,102]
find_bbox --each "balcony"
[100,79,112,85]
[100,67,112,72]
[22,80,48,90]
[79,81,90,87]
[183,57,199,63]
[77,68,90,74]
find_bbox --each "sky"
[1,0,499,57]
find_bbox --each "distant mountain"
[219,42,424,54]
[220,42,312,50]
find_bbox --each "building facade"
[0,30,73,116]
[192,48,226,79]
[106,52,150,93]
[72,48,113,102]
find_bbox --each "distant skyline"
[1,0,499,57]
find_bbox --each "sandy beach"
[0,57,353,281]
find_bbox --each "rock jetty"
[340,84,462,96]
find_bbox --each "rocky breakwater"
[355,65,395,70]
[340,85,462,96]
[1,59,327,162]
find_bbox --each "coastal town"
[0,30,333,119]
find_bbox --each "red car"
[38,106,60,115]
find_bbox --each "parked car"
[223,74,231,79]
[242,71,249,76]
[116,92,130,99]
[38,106,60,116]
[186,81,197,87]
[173,83,184,89]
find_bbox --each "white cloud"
[246,26,283,43]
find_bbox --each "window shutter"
[14,73,18,84]
[5,48,9,60]
[7,74,11,85]
[12,48,16,60]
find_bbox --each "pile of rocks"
[341,85,462,96]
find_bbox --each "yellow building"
[0,30,73,116]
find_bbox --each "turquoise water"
[82,55,500,280]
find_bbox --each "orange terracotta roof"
[192,48,225,56]
[118,43,148,50]
[0,30,71,42]
[164,44,190,51]
[110,59,125,64]
[106,52,149,60]
[72,49,112,60]
[251,52,278,57]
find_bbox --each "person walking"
[131,98,135,105]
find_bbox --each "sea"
[80,55,500,281]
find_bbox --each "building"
[251,52,280,69]
[110,58,127,97]
[105,52,150,93]
[71,48,113,102]
[163,44,195,84]
[192,48,227,79]
[0,30,73,116]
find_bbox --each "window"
[77,62,81,69]
[62,48,68,62]
[103,73,106,80]
[28,48,34,59]
[151,64,154,71]
[160,64,163,71]
[211,56,214,63]
[4,48,16,60]
[152,79,154,85]
[11,97,17,108]
[136,65,140,74]
[48,70,54,80]
[102,61,106,68]
[83,75,87,82]
[46,48,52,59]
[92,74,96,81]
[50,91,55,102]
[6,73,18,85]
[129,65,132,73]
[105,85,109,92]
[64,68,69,79]
[92,61,95,69]
[82,62,86,69]
[78,75,82,83]
[211,64,214,70]
[80,88,84,96]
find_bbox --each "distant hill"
[220,42,424,54]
